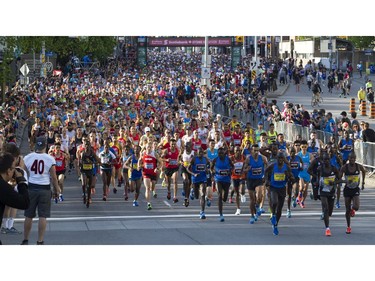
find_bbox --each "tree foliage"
[16,36,117,64]
[347,36,375,50]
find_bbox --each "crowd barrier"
[212,101,375,176]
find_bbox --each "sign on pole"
[20,63,30,76]
[201,67,211,79]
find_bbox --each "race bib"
[252,167,262,176]
[56,160,63,167]
[219,169,229,176]
[323,176,335,186]
[347,175,359,188]
[273,173,285,181]
[169,159,178,166]
[290,162,299,169]
[132,163,138,169]
[196,164,206,172]
[183,161,190,167]
[145,163,154,170]
[82,163,93,170]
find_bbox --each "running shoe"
[113,187,117,194]
[199,211,206,220]
[320,212,324,220]
[235,209,241,215]
[162,179,167,187]
[92,188,96,195]
[240,194,246,203]
[270,215,277,226]
[350,208,356,217]
[256,207,262,217]
[182,190,185,197]
[102,196,107,201]
[36,241,44,245]
[21,239,29,245]
[167,192,171,200]
[292,197,297,208]
[309,192,313,200]
[219,215,225,222]
[183,198,189,207]
[272,225,279,236]
[300,201,305,208]
[249,216,255,224]
[346,227,352,234]
[173,197,179,203]
[78,177,81,181]
[7,227,22,234]
[124,195,129,201]
[132,200,139,207]
[147,203,152,210]
[206,198,211,207]
[229,197,233,204]
[153,191,157,198]
[325,228,331,236]
[335,202,340,209]
[190,189,195,200]
[0,227,8,234]
[54,197,58,204]
[254,214,258,221]
[117,181,121,188]
[59,194,64,202]
[260,207,265,214]
[286,209,291,218]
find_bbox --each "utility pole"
[329,36,333,72]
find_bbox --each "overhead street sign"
[20,63,29,76]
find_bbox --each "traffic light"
[236,36,244,43]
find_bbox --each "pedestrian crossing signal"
[236,36,244,43]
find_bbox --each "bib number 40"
[31,159,45,174]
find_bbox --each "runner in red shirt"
[191,130,202,152]
[138,142,160,210]
[50,142,68,202]
[232,124,243,147]
[162,138,180,203]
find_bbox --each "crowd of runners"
[0,48,372,244]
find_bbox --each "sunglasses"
[301,145,308,148]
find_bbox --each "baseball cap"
[340,111,347,116]
[144,127,151,132]
[258,121,263,125]
[35,136,46,151]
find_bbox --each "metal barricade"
[213,102,375,175]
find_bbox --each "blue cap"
[258,121,263,125]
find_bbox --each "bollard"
[361,100,367,116]
[349,98,356,114]
[370,103,375,119]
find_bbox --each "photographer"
[0,152,30,245]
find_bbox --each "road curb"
[266,83,290,98]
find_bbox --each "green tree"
[347,36,375,50]
[16,36,116,65]
[0,36,18,102]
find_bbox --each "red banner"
[148,37,232,47]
